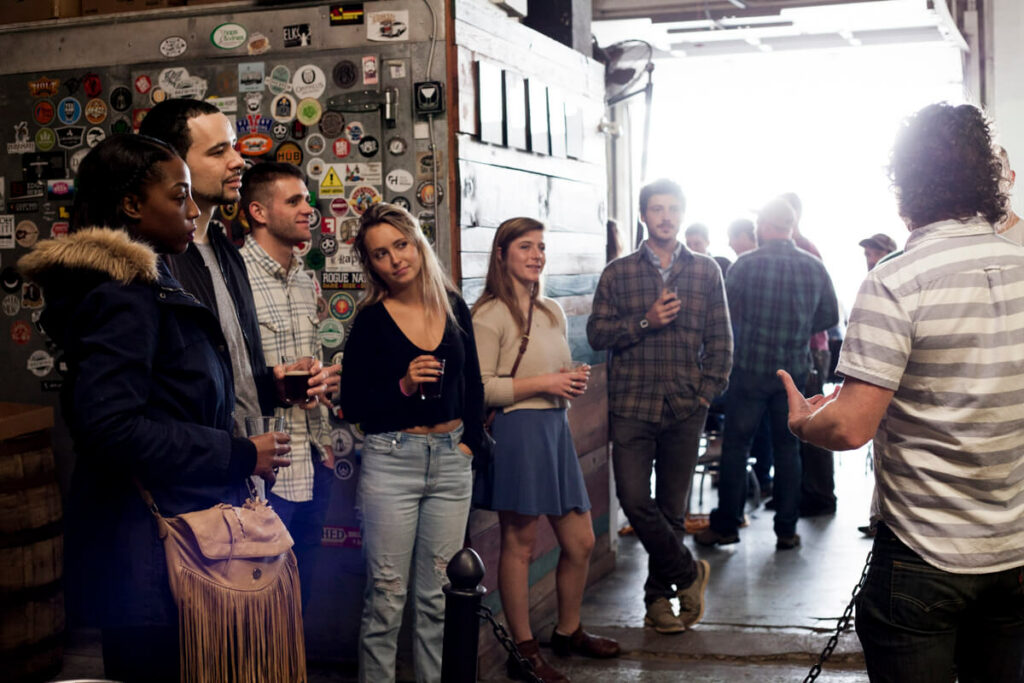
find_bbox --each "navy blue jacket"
[20,228,257,627]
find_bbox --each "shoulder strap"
[508,301,534,379]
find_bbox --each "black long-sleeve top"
[340,293,490,459]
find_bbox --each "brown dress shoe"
[507,637,569,682]
[550,625,620,658]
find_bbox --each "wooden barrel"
[0,403,63,683]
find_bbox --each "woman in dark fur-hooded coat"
[17,135,291,682]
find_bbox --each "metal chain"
[803,550,873,682]
[477,604,544,683]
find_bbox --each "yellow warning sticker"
[320,165,346,196]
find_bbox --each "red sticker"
[134,75,152,94]
[238,133,273,156]
[34,100,55,125]
[11,320,32,345]
[332,138,351,159]
[329,197,350,217]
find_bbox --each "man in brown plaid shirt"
[587,178,732,633]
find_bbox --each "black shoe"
[776,534,801,550]
[800,502,836,517]
[858,524,877,537]
[694,527,740,546]
[763,497,776,510]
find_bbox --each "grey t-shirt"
[195,242,262,437]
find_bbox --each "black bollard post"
[441,547,486,683]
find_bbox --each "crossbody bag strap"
[508,300,534,379]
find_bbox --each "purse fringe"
[174,553,307,683]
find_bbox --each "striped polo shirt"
[837,217,1024,574]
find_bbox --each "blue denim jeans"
[356,426,472,683]
[710,368,801,538]
[610,401,706,604]
[855,524,1024,682]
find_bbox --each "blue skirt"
[474,408,591,516]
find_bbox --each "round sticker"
[86,127,107,148]
[248,32,270,55]
[319,111,345,138]
[306,158,325,180]
[334,457,355,480]
[291,64,326,99]
[2,294,20,317]
[11,321,32,345]
[329,196,350,217]
[392,196,411,211]
[211,23,247,50]
[110,86,132,112]
[318,318,345,348]
[344,121,364,142]
[111,117,131,134]
[332,138,351,159]
[309,207,321,230]
[385,169,414,193]
[330,351,344,369]
[339,218,360,243]
[159,35,188,58]
[271,122,288,140]
[418,211,436,243]
[387,136,408,156]
[27,350,54,378]
[271,94,296,122]
[305,133,325,155]
[417,181,441,208]
[275,141,303,165]
[57,97,82,125]
[1,267,23,293]
[34,100,55,125]
[319,235,338,256]
[15,220,39,248]
[329,291,357,322]
[333,428,355,459]
[358,135,379,158]
[150,87,167,104]
[266,65,291,95]
[84,98,107,124]
[35,128,56,152]
[332,60,358,89]
[304,249,325,271]
[348,185,381,216]
[295,238,312,256]
[296,98,323,126]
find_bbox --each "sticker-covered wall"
[0,1,448,662]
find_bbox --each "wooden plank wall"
[450,0,612,674]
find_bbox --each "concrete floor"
[51,444,875,682]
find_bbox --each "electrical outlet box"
[413,81,445,116]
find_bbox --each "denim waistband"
[375,423,464,449]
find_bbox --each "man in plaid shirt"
[587,179,732,634]
[239,162,339,607]
[696,198,838,551]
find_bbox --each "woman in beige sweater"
[472,217,619,682]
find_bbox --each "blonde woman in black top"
[340,203,487,683]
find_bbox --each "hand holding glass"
[281,355,316,405]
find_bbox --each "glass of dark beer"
[282,355,316,404]
[420,358,445,400]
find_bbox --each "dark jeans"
[710,368,801,538]
[855,524,1024,682]
[801,365,836,512]
[268,456,334,609]
[611,401,706,604]
[750,412,773,488]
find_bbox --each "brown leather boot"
[550,624,620,658]
[506,637,570,682]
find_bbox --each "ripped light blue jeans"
[356,425,472,683]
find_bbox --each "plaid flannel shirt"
[240,235,331,503]
[587,241,733,423]
[726,238,839,379]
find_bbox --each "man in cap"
[859,233,898,271]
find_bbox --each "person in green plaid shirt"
[239,162,340,608]
[587,178,732,634]
[696,197,838,551]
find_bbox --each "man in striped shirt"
[781,103,1024,681]
[240,162,339,608]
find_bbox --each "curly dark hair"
[889,103,1006,228]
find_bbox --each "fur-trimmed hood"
[18,227,162,351]
[18,227,159,285]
